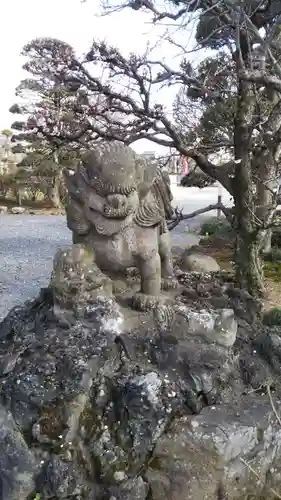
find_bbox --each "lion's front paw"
[161,277,179,290]
[131,292,172,312]
[131,293,161,312]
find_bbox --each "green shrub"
[272,226,281,248]
[263,260,281,281]
[263,307,281,326]
[264,246,281,263]
[181,171,215,188]
[263,247,281,281]
[199,217,233,237]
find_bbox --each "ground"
[264,280,281,310]
[198,239,281,312]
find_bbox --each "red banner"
[182,156,189,175]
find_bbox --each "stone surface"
[0,215,71,321]
[10,206,26,214]
[50,244,113,326]
[184,307,237,347]
[0,404,36,500]
[179,250,220,272]
[64,141,178,309]
[0,247,280,499]
[147,397,281,500]
[176,271,263,323]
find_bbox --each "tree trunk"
[233,177,265,297]
[48,174,61,208]
[234,229,265,297]
[16,189,22,206]
[233,66,265,297]
[233,157,276,294]
[48,151,62,208]
[256,158,277,255]
[11,185,22,205]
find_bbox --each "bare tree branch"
[240,70,281,93]
[168,201,234,230]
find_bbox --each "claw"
[161,277,179,290]
[131,293,160,312]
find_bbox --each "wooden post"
[217,184,222,218]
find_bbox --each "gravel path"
[0,215,70,319]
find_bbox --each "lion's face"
[65,141,149,236]
[82,147,140,222]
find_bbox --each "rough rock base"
[0,256,281,499]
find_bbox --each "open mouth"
[87,205,131,220]
[102,204,132,219]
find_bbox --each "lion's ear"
[82,151,102,176]
[135,158,158,200]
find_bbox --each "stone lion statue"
[63,141,177,309]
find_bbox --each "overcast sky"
[0,0,198,153]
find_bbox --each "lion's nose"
[106,194,127,209]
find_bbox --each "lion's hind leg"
[158,228,178,290]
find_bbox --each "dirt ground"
[199,241,281,312]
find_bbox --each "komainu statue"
[64,141,178,309]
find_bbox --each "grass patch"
[264,261,281,281]
[264,247,281,282]
[263,307,281,326]
[264,246,281,263]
